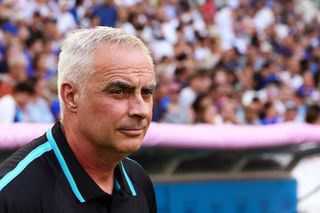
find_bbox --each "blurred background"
[0,0,320,212]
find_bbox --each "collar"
[45,122,137,203]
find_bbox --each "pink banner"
[0,122,320,150]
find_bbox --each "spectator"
[152,73,172,122]
[0,81,35,123]
[178,70,211,110]
[26,77,54,123]
[163,82,192,123]
[200,0,216,26]
[260,101,281,125]
[0,52,28,97]
[192,93,221,124]
[297,71,319,102]
[254,62,281,90]
[92,0,118,27]
[243,104,261,125]
[56,1,77,35]
[219,96,240,124]
[305,104,320,124]
[282,102,298,122]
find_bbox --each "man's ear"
[60,82,79,113]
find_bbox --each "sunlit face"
[76,46,156,154]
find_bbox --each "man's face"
[76,46,156,155]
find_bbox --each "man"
[0,27,157,212]
[0,81,35,123]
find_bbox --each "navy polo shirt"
[0,122,156,212]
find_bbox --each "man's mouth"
[118,128,145,137]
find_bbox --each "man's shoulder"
[122,157,146,176]
[0,134,53,190]
[122,157,154,191]
[122,157,157,212]
[0,133,57,212]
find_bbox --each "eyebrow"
[143,83,157,91]
[106,81,157,91]
[107,81,132,89]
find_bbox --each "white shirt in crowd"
[0,95,16,123]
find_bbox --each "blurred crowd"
[0,0,320,125]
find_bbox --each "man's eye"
[112,90,124,94]
[142,90,154,96]
[111,88,130,94]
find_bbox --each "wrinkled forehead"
[88,47,155,86]
[94,46,153,69]
[94,43,154,67]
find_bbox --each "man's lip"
[118,128,144,137]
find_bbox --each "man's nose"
[128,94,149,119]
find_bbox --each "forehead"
[91,46,155,85]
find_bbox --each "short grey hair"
[57,26,154,119]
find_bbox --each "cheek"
[88,98,128,122]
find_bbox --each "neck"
[60,120,125,194]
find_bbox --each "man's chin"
[114,139,142,154]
